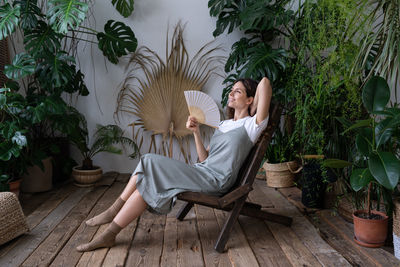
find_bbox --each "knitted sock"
[76,221,122,252]
[86,197,125,226]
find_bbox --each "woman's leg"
[86,174,138,226]
[77,189,147,252]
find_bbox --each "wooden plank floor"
[0,173,398,266]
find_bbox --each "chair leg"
[241,202,292,226]
[214,196,246,253]
[176,202,194,221]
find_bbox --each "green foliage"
[112,0,134,18]
[24,21,62,56]
[47,0,88,34]
[0,3,20,40]
[97,20,137,64]
[18,0,42,30]
[4,52,35,79]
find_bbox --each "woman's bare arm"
[186,116,208,162]
[250,77,272,124]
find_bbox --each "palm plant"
[115,23,224,162]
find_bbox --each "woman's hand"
[186,116,200,134]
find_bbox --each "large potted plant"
[347,76,400,248]
[70,123,139,186]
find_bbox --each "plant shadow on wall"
[115,23,225,163]
[0,0,138,190]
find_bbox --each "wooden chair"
[176,102,293,253]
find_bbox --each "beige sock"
[76,221,122,252]
[86,197,125,226]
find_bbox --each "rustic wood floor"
[0,172,398,266]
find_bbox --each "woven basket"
[0,192,29,245]
[72,166,103,187]
[393,199,400,259]
[263,161,301,188]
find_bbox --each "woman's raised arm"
[186,116,208,162]
[250,77,272,124]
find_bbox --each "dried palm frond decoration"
[115,23,224,162]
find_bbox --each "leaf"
[350,168,374,192]
[343,118,372,134]
[242,43,287,82]
[0,94,6,107]
[97,20,137,64]
[322,159,352,169]
[225,37,253,72]
[111,0,134,18]
[375,117,394,147]
[4,53,35,79]
[24,20,61,56]
[368,151,400,190]
[0,3,20,40]
[36,52,75,87]
[47,0,88,34]
[362,76,390,113]
[17,0,42,30]
[355,128,373,156]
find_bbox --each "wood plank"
[176,205,204,267]
[312,212,376,267]
[102,219,138,267]
[238,215,292,267]
[50,179,126,267]
[21,185,109,266]
[0,187,90,267]
[124,210,166,266]
[278,187,319,214]
[258,182,349,267]
[194,204,231,267]
[213,209,259,267]
[247,182,274,208]
[317,210,400,267]
[160,201,182,267]
[0,183,76,258]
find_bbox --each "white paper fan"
[184,91,220,128]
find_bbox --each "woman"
[76,77,272,252]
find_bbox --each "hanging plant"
[115,23,224,162]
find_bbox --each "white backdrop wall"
[72,0,243,173]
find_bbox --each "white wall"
[72,0,243,173]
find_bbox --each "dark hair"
[226,78,258,119]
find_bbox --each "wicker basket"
[263,161,302,188]
[0,192,29,245]
[72,166,103,187]
[393,199,400,259]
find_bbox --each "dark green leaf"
[36,52,75,87]
[112,0,134,18]
[47,0,88,34]
[368,151,400,190]
[362,76,390,113]
[375,118,394,147]
[343,118,372,133]
[17,0,42,30]
[0,94,6,107]
[350,168,374,192]
[322,159,352,168]
[24,20,61,56]
[0,3,20,40]
[4,53,35,79]
[225,37,253,72]
[97,20,137,64]
[356,128,373,156]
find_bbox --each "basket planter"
[21,157,53,193]
[72,166,103,187]
[263,161,301,188]
[353,210,388,248]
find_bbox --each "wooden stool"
[0,192,29,245]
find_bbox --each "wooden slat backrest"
[233,102,282,189]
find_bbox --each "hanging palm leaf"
[115,23,224,162]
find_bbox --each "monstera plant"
[0,0,138,186]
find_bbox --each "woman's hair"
[226,78,258,119]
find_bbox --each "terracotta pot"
[72,166,102,187]
[8,179,22,197]
[353,210,388,248]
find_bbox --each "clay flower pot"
[353,210,389,248]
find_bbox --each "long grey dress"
[134,126,254,214]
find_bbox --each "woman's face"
[227,81,253,110]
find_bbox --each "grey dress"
[134,126,254,214]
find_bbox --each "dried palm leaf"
[115,23,224,162]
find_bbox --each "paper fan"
[184,91,220,128]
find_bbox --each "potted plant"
[70,123,139,186]
[346,76,400,248]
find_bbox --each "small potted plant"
[70,122,139,186]
[346,76,400,247]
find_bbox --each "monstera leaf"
[225,37,253,72]
[97,20,137,64]
[36,52,75,88]
[24,21,62,56]
[0,3,20,40]
[47,0,88,34]
[112,0,134,18]
[4,53,35,79]
[17,0,42,30]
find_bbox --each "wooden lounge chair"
[176,102,293,253]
